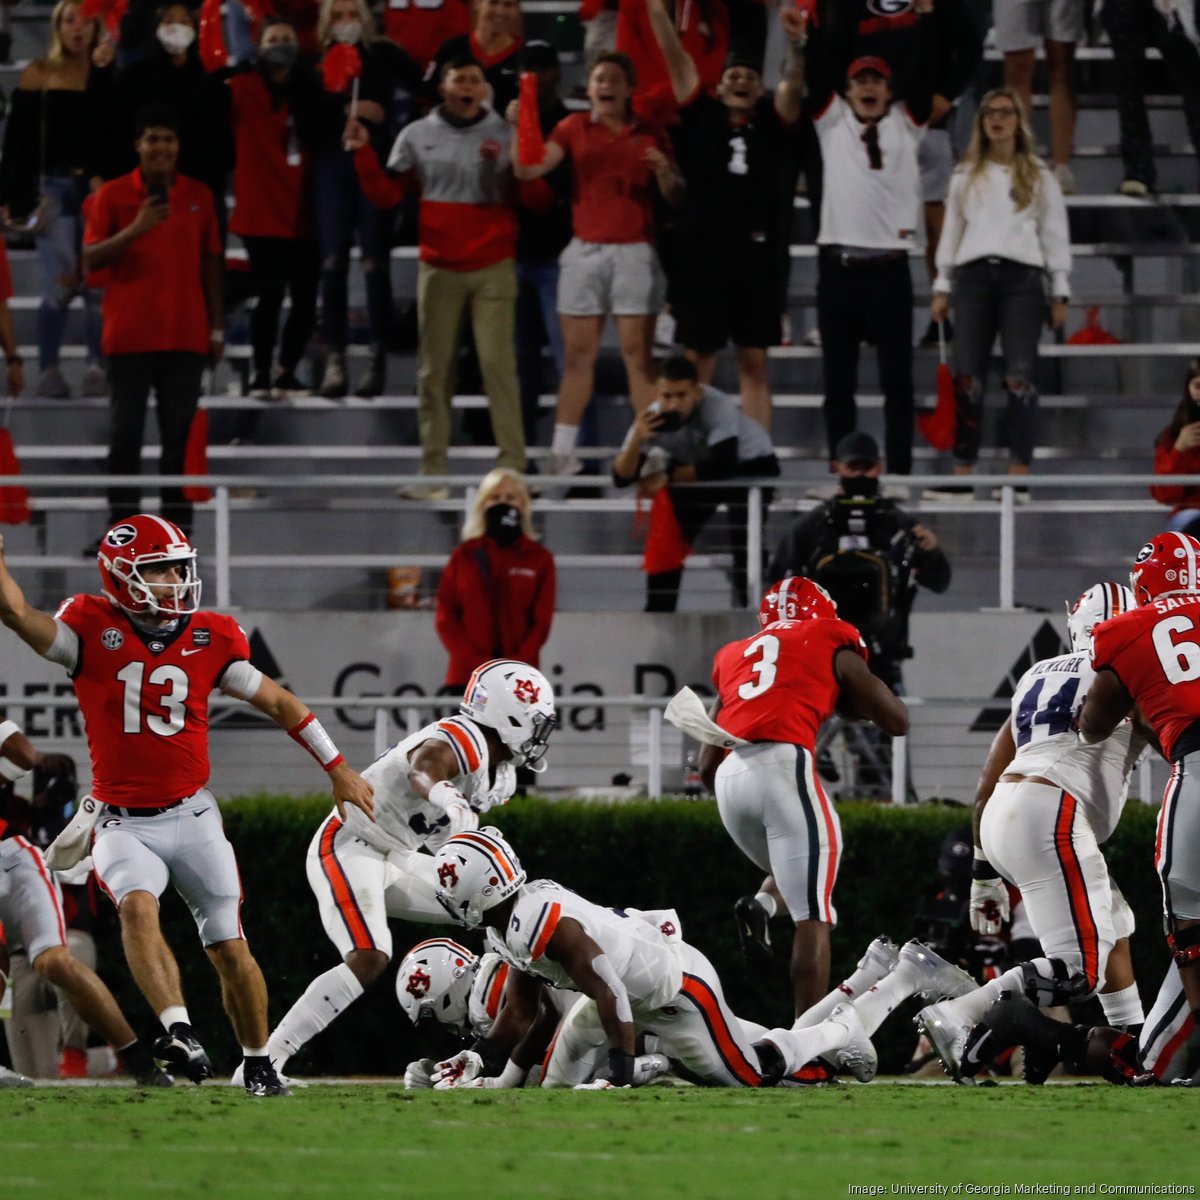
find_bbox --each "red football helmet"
[1130,532,1200,607]
[757,578,838,628]
[96,514,201,616]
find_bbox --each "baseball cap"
[521,40,560,71]
[846,55,892,82]
[834,431,880,465]
[724,50,763,75]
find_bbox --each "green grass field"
[3,1081,1195,1200]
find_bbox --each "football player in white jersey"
[919,582,1150,1081]
[241,660,557,1084]
[426,828,976,1088]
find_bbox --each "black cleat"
[242,1056,292,1098]
[153,1023,213,1084]
[734,895,772,963]
[121,1040,176,1088]
[972,993,1062,1084]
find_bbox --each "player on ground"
[919,582,1149,1082]
[426,828,972,1089]
[0,517,374,1097]
[254,659,557,1082]
[702,579,909,1014]
[1080,533,1200,1059]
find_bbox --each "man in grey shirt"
[612,355,779,611]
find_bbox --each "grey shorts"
[557,238,666,317]
[993,0,1085,51]
[91,788,245,946]
[918,127,955,204]
[0,837,67,963]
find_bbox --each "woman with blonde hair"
[435,468,556,691]
[930,87,1071,493]
[0,0,106,398]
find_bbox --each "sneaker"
[247,373,273,398]
[273,369,311,397]
[1118,179,1152,199]
[1052,163,1077,195]
[81,364,109,397]
[653,311,678,351]
[153,1022,213,1084]
[856,935,900,982]
[120,1041,175,1088]
[59,1046,88,1078]
[318,352,347,399]
[0,1064,34,1087]
[916,998,976,1081]
[897,940,978,1002]
[395,484,451,501]
[242,1055,292,1098]
[802,325,822,348]
[827,1002,877,1082]
[542,452,584,478]
[37,366,70,399]
[354,349,386,399]
[733,895,772,962]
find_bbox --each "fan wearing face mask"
[1150,360,1200,539]
[435,468,556,695]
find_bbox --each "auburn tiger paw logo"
[405,968,432,999]
[438,861,459,888]
[514,678,540,704]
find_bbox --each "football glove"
[403,1058,436,1090]
[446,801,479,836]
[573,1079,629,1090]
[432,1049,483,1089]
[969,877,1011,935]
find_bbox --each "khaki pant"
[416,258,525,477]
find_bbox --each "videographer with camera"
[612,355,779,612]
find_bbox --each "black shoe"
[733,895,772,963]
[121,1040,176,1088]
[242,1055,292,1097]
[273,369,311,397]
[247,373,272,398]
[354,350,386,399]
[153,1023,213,1084]
[967,993,1061,1084]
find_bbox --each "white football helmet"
[395,938,479,1037]
[434,827,526,929]
[460,659,557,770]
[1066,581,1135,653]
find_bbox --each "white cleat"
[856,936,900,983]
[0,1064,34,1088]
[915,999,974,1082]
[828,1003,877,1083]
[898,940,977,1001]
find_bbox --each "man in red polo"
[83,104,224,544]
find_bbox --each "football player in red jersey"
[1081,531,1200,1037]
[701,578,908,1014]
[0,515,375,1097]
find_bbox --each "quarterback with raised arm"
[0,517,374,1097]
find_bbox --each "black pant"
[817,251,914,475]
[242,235,320,378]
[645,455,780,613]
[107,351,206,532]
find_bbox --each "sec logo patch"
[101,627,124,650]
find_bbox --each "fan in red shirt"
[702,577,908,1014]
[1081,531,1200,1034]
[1150,362,1200,536]
[0,515,375,1098]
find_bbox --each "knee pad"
[1020,957,1093,1006]
[1167,923,1200,968]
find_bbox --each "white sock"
[794,955,898,1029]
[267,963,364,1071]
[551,423,579,456]
[1100,983,1144,1029]
[765,1019,849,1075]
[241,1044,269,1058]
[754,891,778,920]
[159,1005,191,1031]
[939,963,1028,1026]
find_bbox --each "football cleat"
[153,1023,213,1084]
[242,1056,292,1098]
[972,992,1061,1084]
[827,1003,877,1083]
[898,940,978,1002]
[230,1059,306,1090]
[120,1040,175,1088]
[856,936,900,983]
[916,999,977,1083]
[733,895,772,963]
[0,1064,34,1088]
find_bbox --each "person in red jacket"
[1151,360,1200,537]
[435,467,555,691]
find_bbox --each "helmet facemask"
[105,551,201,617]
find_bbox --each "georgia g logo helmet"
[96,513,201,617]
[1130,532,1200,606]
[758,577,838,628]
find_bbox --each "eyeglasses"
[981,106,1018,119]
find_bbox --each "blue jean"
[36,175,102,370]
[314,149,393,351]
[516,258,565,445]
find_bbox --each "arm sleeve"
[356,142,411,209]
[547,114,575,156]
[44,619,81,672]
[933,0,983,103]
[219,659,264,700]
[1037,168,1072,297]
[805,2,848,118]
[902,13,937,126]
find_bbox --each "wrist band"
[0,756,31,783]
[288,713,344,772]
[972,850,1000,881]
[0,719,21,748]
[428,779,469,811]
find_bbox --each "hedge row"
[89,797,1167,1078]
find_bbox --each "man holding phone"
[83,104,224,546]
[611,355,778,612]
